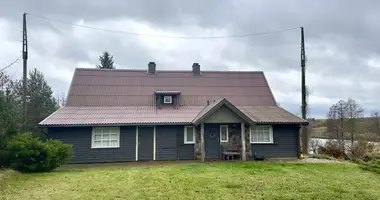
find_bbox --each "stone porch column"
[201,123,205,162]
[241,122,246,161]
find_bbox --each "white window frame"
[184,126,196,144]
[250,125,273,144]
[220,125,229,142]
[91,127,120,149]
[163,95,172,104]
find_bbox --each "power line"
[0,56,22,72]
[28,13,298,39]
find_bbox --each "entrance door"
[138,127,154,161]
[204,125,221,159]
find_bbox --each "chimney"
[148,62,156,74]
[192,63,201,76]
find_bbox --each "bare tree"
[55,92,66,108]
[309,139,320,154]
[344,98,364,146]
[370,110,380,138]
[326,100,347,149]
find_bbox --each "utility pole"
[300,26,308,155]
[22,12,28,132]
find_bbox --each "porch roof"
[192,98,256,126]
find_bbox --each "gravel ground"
[297,158,344,163]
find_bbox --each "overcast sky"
[1,0,380,119]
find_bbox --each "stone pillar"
[201,123,205,162]
[241,122,246,161]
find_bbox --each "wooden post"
[22,13,28,132]
[241,122,246,161]
[201,123,205,162]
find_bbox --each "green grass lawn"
[1,162,380,200]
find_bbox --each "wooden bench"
[221,144,241,160]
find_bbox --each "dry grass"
[1,162,380,200]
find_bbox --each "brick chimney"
[148,62,156,74]
[192,63,201,76]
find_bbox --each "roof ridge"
[75,68,264,74]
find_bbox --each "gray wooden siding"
[251,124,300,158]
[137,127,154,161]
[177,125,196,160]
[204,106,242,123]
[156,125,178,160]
[48,126,136,164]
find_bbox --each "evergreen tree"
[13,69,59,135]
[96,51,115,69]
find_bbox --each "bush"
[6,133,72,173]
[0,149,10,168]
[317,140,345,159]
[359,159,380,174]
[363,152,380,162]
[349,139,374,158]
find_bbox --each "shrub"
[359,159,380,174]
[6,133,72,173]
[0,149,10,168]
[317,140,345,159]
[363,152,380,162]
[350,139,374,158]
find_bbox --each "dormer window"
[155,90,180,108]
[164,95,172,104]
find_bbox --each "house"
[39,62,308,163]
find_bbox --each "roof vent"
[148,62,156,74]
[192,63,201,76]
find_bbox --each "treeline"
[315,98,380,143]
[0,69,60,159]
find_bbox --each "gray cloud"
[1,0,380,118]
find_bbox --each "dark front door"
[204,124,221,159]
[138,127,154,161]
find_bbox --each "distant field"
[2,162,380,200]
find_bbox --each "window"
[163,95,172,104]
[250,126,273,143]
[184,126,195,144]
[92,127,120,148]
[220,125,229,142]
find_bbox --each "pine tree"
[13,69,59,135]
[96,51,116,69]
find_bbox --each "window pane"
[103,128,110,134]
[186,132,193,142]
[110,127,118,134]
[164,96,172,103]
[94,128,102,134]
[263,132,270,142]
[221,127,227,141]
[258,130,264,142]
[94,134,102,140]
[93,141,101,147]
[103,133,110,140]
[110,140,118,147]
[103,140,110,146]
[111,134,118,140]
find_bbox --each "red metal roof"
[39,67,307,126]
[65,68,277,107]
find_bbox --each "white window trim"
[184,126,196,144]
[220,125,229,142]
[163,95,172,104]
[250,125,274,144]
[91,127,120,149]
